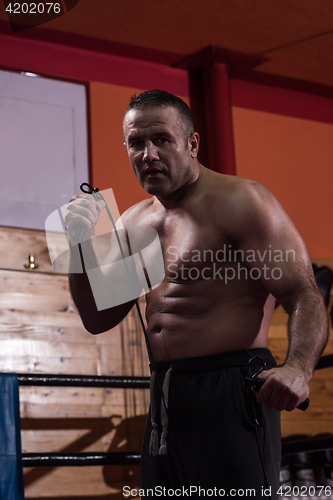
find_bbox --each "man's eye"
[130,141,143,148]
[155,138,168,145]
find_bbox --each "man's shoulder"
[205,170,274,208]
[202,171,285,237]
[120,197,156,226]
[225,175,274,204]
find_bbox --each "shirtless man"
[65,90,329,498]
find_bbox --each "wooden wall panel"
[267,264,333,438]
[0,226,149,499]
[0,225,332,497]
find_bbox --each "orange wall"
[232,107,333,259]
[89,82,149,215]
[91,82,333,260]
[0,32,189,216]
[89,82,190,215]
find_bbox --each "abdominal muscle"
[144,276,276,361]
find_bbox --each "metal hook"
[244,356,310,410]
[80,183,99,195]
[244,356,266,390]
[24,254,39,270]
[247,356,266,378]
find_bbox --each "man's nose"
[142,141,159,161]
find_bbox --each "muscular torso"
[123,169,275,361]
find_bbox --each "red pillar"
[202,63,236,175]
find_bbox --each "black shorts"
[140,348,281,499]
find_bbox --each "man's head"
[124,89,194,145]
[123,90,200,200]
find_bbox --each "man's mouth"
[143,167,165,177]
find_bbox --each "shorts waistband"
[151,348,276,375]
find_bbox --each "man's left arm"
[229,181,329,411]
[258,280,328,411]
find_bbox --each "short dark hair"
[125,89,194,139]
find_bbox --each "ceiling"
[1,0,333,91]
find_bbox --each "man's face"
[123,106,199,198]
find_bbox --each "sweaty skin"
[67,106,329,413]
[122,169,277,361]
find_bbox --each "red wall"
[0,31,189,214]
[231,80,333,259]
[0,31,332,258]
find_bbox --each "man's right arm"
[65,194,136,334]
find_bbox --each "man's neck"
[156,162,203,209]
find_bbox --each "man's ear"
[189,132,200,158]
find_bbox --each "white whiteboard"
[0,70,89,230]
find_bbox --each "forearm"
[69,240,134,334]
[283,286,329,380]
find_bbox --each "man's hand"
[65,193,105,241]
[254,365,310,412]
